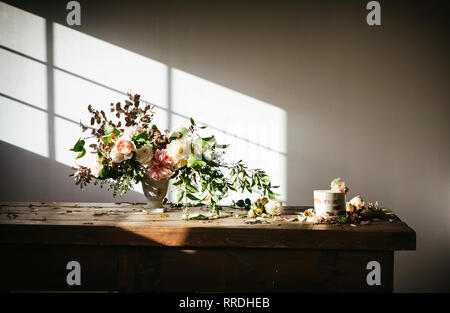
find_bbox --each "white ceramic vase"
[142,174,169,212]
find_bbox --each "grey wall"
[1,0,449,292]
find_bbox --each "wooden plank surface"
[0,244,394,292]
[0,202,416,250]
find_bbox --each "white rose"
[349,195,364,209]
[136,145,153,165]
[166,139,191,169]
[90,158,104,178]
[110,146,124,163]
[192,136,203,159]
[248,209,256,218]
[265,200,284,216]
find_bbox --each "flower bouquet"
[70,93,280,215]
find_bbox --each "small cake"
[314,190,346,217]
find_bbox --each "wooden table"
[0,202,415,292]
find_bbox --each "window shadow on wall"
[0,1,287,203]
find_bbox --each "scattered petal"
[244,219,261,224]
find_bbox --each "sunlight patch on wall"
[0,2,47,62]
[171,69,286,154]
[53,68,124,125]
[53,23,168,109]
[0,49,47,110]
[0,3,48,159]
[171,69,287,202]
[0,95,48,157]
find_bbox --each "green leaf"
[236,199,245,207]
[101,134,113,143]
[185,183,199,194]
[186,193,200,201]
[190,117,196,126]
[75,148,86,159]
[251,175,256,187]
[116,202,147,205]
[70,139,86,159]
[245,181,252,193]
[202,136,216,148]
[187,213,207,220]
[196,160,206,168]
[177,190,185,203]
[201,137,216,161]
[132,131,151,148]
[132,131,148,141]
[172,179,183,186]
[201,180,208,193]
[70,138,85,152]
[187,154,206,169]
[98,166,109,179]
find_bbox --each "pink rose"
[116,138,135,155]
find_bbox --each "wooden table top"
[0,202,416,251]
